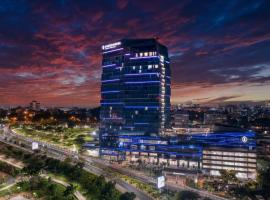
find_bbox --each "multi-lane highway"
[0,126,228,200]
[0,127,152,200]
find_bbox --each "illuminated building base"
[99,132,257,180]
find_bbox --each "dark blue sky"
[0,0,269,106]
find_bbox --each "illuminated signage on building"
[157,176,165,188]
[102,42,121,50]
[32,142,39,150]
[241,136,248,143]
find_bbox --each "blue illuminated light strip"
[101,90,120,94]
[125,106,159,109]
[101,102,123,105]
[115,148,202,157]
[125,81,159,84]
[125,53,131,56]
[102,64,116,68]
[102,117,123,120]
[102,79,120,83]
[130,56,159,60]
[103,48,123,54]
[124,73,159,76]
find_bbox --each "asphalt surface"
[0,127,153,200]
[0,126,229,200]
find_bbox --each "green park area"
[0,142,135,200]
[0,176,77,200]
[12,125,95,150]
[0,158,76,199]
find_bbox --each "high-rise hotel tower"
[100,39,171,151]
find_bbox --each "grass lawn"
[0,177,77,200]
[13,125,94,150]
[0,184,22,197]
[47,172,88,197]
[0,172,10,189]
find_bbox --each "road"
[0,127,152,200]
[0,177,17,192]
[0,126,230,200]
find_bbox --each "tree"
[174,191,200,200]
[63,184,76,197]
[120,192,136,200]
[260,167,270,196]
[47,182,57,196]
[100,181,119,200]
[220,170,237,185]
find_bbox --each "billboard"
[157,176,165,188]
[32,142,39,150]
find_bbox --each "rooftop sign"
[102,42,121,50]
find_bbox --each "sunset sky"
[0,0,269,107]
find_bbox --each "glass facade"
[100,39,171,150]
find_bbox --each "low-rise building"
[99,131,257,180]
[202,147,257,179]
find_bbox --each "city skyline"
[0,0,270,107]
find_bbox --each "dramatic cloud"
[0,0,269,107]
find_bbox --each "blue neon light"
[101,102,123,105]
[124,73,159,76]
[102,117,123,120]
[130,56,159,60]
[102,64,116,68]
[102,79,120,83]
[125,106,159,109]
[103,48,123,54]
[125,81,159,84]
[101,90,120,94]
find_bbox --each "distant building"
[29,100,40,111]
[204,112,227,125]
[100,39,171,155]
[172,110,189,128]
[224,105,238,114]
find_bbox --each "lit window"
[155,65,158,68]
[136,53,138,57]
[135,110,138,115]
[144,52,148,56]
[133,66,136,70]
[140,53,143,57]
[139,70,142,73]
[148,65,152,69]
[145,107,148,110]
